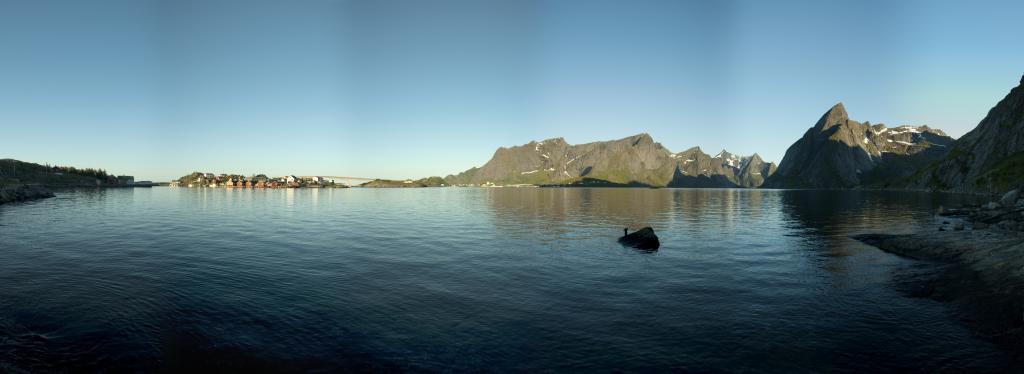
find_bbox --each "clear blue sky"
[1,0,1021,181]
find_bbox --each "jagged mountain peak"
[713,150,743,168]
[680,146,702,154]
[530,137,565,145]
[829,102,847,114]
[814,102,850,131]
[713,149,736,159]
[627,133,654,145]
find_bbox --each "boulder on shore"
[1000,189,1020,207]
[0,185,55,205]
[618,227,660,251]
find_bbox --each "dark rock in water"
[618,227,660,251]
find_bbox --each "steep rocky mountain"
[667,147,776,188]
[737,153,778,188]
[763,103,954,188]
[444,134,776,187]
[913,75,1024,193]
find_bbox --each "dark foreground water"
[0,188,1012,372]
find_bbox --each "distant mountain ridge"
[764,103,954,188]
[444,134,776,187]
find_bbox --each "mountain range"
[443,134,776,188]
[442,75,1023,193]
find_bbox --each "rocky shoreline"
[853,189,1024,348]
[0,185,56,205]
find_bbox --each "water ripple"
[0,188,1007,371]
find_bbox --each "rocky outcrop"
[855,189,1024,346]
[935,189,1024,232]
[764,103,954,188]
[0,185,55,205]
[913,75,1024,193]
[445,134,776,187]
[853,227,1024,347]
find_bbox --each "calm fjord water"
[0,188,1010,371]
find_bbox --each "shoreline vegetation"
[1,158,135,188]
[0,158,137,204]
